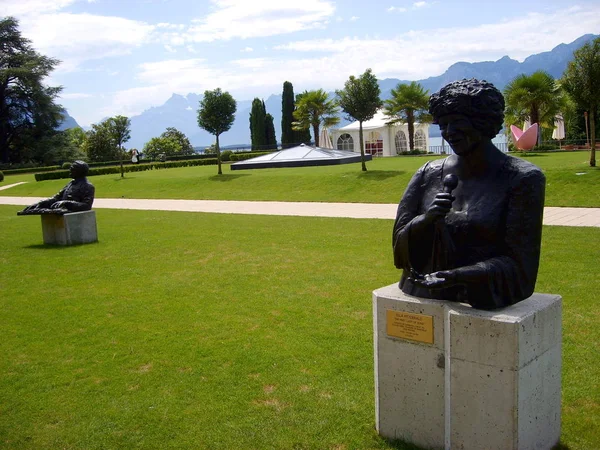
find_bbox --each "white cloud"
[349,16,359,21]
[413,1,428,8]
[63,3,600,126]
[241,47,254,53]
[18,13,155,72]
[387,6,407,12]
[164,45,177,53]
[275,6,600,80]
[163,0,335,43]
[1,0,76,16]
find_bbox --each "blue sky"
[4,0,600,127]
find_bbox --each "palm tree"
[292,89,340,147]
[503,71,563,146]
[383,82,431,151]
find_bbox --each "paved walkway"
[1,196,599,227]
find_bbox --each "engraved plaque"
[386,310,434,344]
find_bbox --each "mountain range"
[63,34,598,149]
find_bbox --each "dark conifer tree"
[249,98,266,150]
[265,113,277,150]
[281,81,295,148]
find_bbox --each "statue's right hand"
[22,203,38,212]
[424,192,454,222]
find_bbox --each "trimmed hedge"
[159,153,218,161]
[230,152,272,161]
[0,171,4,183]
[35,158,218,181]
[3,165,61,175]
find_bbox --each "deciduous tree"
[197,88,237,175]
[562,37,600,167]
[83,120,119,162]
[143,136,180,160]
[161,127,194,155]
[336,68,382,171]
[107,115,131,178]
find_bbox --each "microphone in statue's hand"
[443,173,459,194]
[424,174,459,221]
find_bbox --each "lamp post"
[584,111,590,148]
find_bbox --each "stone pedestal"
[373,284,561,450]
[41,210,98,246]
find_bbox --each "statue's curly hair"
[429,79,505,139]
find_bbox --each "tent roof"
[230,144,371,170]
[338,110,394,131]
[336,110,428,132]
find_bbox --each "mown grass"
[0,205,598,449]
[2,151,598,207]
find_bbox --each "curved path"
[1,196,599,227]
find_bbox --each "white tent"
[330,110,430,157]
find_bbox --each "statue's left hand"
[413,270,457,289]
[51,201,66,209]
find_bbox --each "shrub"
[398,150,428,156]
[157,153,217,162]
[221,150,233,162]
[34,158,219,181]
[62,162,71,169]
[0,171,4,182]
[2,165,61,175]
[230,152,272,161]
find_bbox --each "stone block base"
[41,210,98,246]
[373,284,561,450]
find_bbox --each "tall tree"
[265,113,277,150]
[383,81,431,152]
[161,127,194,155]
[504,71,563,147]
[336,68,382,171]
[281,81,295,148]
[107,115,131,178]
[292,89,340,147]
[83,120,119,162]
[562,37,600,167]
[197,88,237,175]
[0,17,64,163]
[249,98,266,150]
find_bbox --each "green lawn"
[0,206,598,449]
[2,151,598,207]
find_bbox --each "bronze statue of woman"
[393,79,545,310]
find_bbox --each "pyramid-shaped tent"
[230,144,371,170]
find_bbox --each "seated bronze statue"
[18,161,95,215]
[393,79,545,310]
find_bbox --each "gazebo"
[330,110,430,157]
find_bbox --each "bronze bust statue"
[393,79,545,310]
[18,161,95,215]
